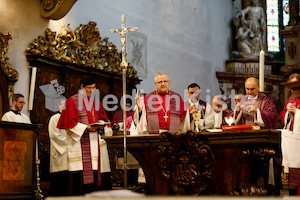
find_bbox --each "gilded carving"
[0,32,19,105]
[26,22,138,79]
[0,33,19,80]
[157,131,215,195]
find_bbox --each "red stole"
[280,97,300,131]
[57,93,108,186]
[144,90,181,134]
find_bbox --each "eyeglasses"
[156,80,169,85]
[17,101,25,104]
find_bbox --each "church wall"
[49,0,240,104]
[0,0,48,116]
[0,0,241,118]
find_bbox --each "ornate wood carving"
[104,130,281,195]
[157,131,215,195]
[26,22,138,79]
[0,32,19,109]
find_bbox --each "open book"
[89,121,111,126]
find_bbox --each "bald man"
[236,77,277,129]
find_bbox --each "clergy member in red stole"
[133,72,188,134]
[235,77,277,129]
[280,73,300,196]
[280,73,300,131]
[57,76,112,195]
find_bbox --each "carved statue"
[233,0,266,59]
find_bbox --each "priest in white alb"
[1,93,31,124]
[57,76,112,195]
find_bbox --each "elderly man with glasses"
[134,72,188,134]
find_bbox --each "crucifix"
[163,115,168,122]
[110,14,138,189]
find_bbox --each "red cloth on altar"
[280,97,300,131]
[222,124,260,131]
[144,90,186,134]
[236,93,277,129]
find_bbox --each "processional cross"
[110,14,138,70]
[110,14,138,189]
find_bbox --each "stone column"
[288,0,300,25]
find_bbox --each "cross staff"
[110,14,138,69]
[110,14,137,189]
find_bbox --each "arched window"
[266,0,289,53]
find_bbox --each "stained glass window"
[266,0,289,53]
[266,0,280,52]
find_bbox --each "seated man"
[134,72,188,134]
[236,77,277,129]
[211,95,232,128]
[187,83,214,130]
[2,93,31,124]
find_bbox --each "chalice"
[192,110,202,132]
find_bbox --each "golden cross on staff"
[110,14,138,189]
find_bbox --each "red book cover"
[222,124,260,131]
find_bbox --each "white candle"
[259,50,264,92]
[29,67,37,110]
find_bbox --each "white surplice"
[2,110,31,124]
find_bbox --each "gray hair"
[154,72,169,82]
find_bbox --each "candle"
[29,67,37,110]
[259,50,264,92]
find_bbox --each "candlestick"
[36,139,38,161]
[259,50,264,92]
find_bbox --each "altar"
[103,129,281,195]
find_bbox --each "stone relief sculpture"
[232,0,266,59]
[26,21,138,78]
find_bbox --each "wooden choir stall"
[103,129,281,196]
